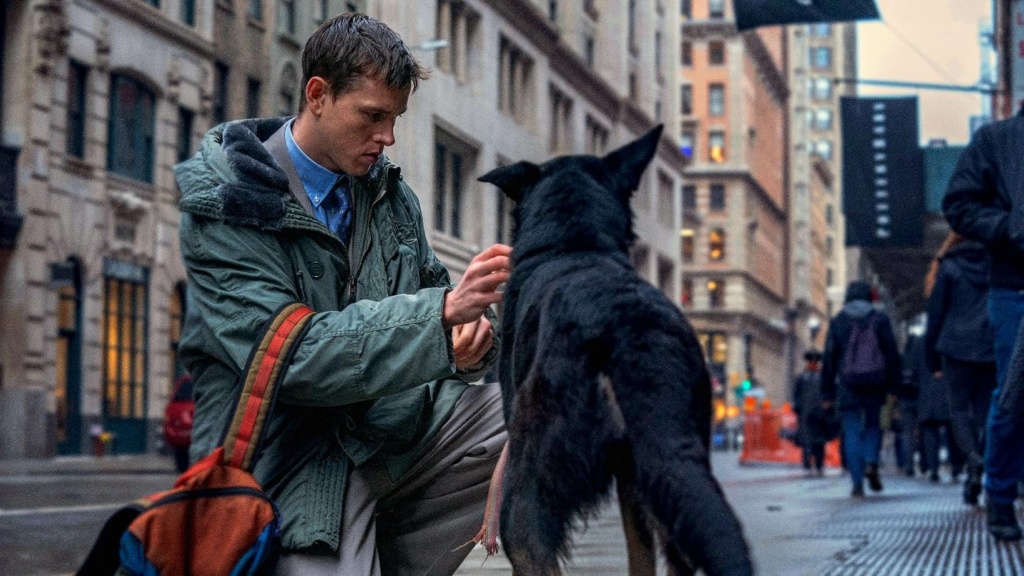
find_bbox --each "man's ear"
[478,161,542,203]
[602,125,663,198]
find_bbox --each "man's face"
[310,75,411,177]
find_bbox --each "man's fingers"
[466,255,511,279]
[474,244,513,262]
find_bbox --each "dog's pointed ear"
[478,161,542,202]
[602,125,663,196]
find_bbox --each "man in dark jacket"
[943,111,1024,540]
[820,281,902,498]
[792,349,830,476]
[175,14,510,574]
[924,239,996,505]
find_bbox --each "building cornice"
[97,0,214,58]
[741,31,789,106]
[684,167,786,220]
[680,19,736,41]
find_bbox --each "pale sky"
[857,0,991,145]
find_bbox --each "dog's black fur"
[479,127,753,576]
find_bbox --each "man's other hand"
[453,317,494,369]
[443,244,512,328]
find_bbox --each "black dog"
[475,126,753,576]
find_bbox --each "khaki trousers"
[275,382,506,576]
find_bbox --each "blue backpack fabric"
[841,313,887,393]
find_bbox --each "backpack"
[76,303,315,576]
[840,313,887,393]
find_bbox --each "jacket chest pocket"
[289,237,351,308]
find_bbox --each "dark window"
[682,185,697,211]
[826,204,834,225]
[682,278,693,308]
[249,0,262,21]
[680,129,696,158]
[709,184,726,211]
[681,41,692,66]
[280,0,296,35]
[67,61,88,158]
[681,0,691,18]
[107,74,156,183]
[708,279,725,308]
[548,0,557,21]
[812,46,832,69]
[628,0,637,50]
[181,0,195,25]
[246,77,261,118]
[812,23,831,37]
[168,282,188,391]
[434,136,472,239]
[681,231,695,264]
[709,83,725,116]
[144,0,160,6]
[213,62,229,124]
[709,0,725,19]
[709,41,725,65]
[585,35,595,67]
[55,259,83,450]
[177,107,194,163]
[681,84,693,115]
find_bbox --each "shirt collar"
[284,118,349,209]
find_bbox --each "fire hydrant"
[90,425,114,457]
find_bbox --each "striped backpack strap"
[222,303,315,471]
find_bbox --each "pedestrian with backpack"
[820,281,902,498]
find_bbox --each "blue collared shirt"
[284,118,352,242]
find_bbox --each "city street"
[4,452,1024,575]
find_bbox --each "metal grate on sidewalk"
[804,489,1024,575]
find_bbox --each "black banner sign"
[734,0,880,31]
[841,97,924,248]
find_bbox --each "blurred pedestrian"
[943,109,1024,540]
[924,232,996,505]
[820,281,902,498]
[897,336,922,478]
[907,322,965,484]
[792,349,831,477]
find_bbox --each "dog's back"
[481,127,752,576]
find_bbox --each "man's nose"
[376,120,396,146]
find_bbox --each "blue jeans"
[842,405,883,490]
[984,289,1024,505]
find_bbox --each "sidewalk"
[0,453,176,476]
[457,452,1024,575]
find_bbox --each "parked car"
[163,374,194,472]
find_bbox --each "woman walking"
[925,232,997,505]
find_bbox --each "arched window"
[108,74,156,182]
[55,258,84,454]
[709,228,727,261]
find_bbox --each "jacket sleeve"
[180,214,457,407]
[820,321,840,402]
[943,125,1009,246]
[792,375,804,414]
[923,265,950,374]
[877,314,903,395]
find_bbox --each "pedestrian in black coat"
[907,329,965,485]
[924,233,996,504]
[792,349,832,476]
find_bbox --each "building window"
[549,85,573,154]
[812,77,832,101]
[707,279,725,308]
[826,203,834,225]
[434,130,475,239]
[815,140,833,160]
[709,184,726,212]
[181,0,195,26]
[436,0,479,83]
[548,0,558,21]
[826,235,835,258]
[496,182,516,245]
[249,0,262,20]
[681,41,692,66]
[67,61,88,159]
[708,228,726,261]
[629,72,639,102]
[709,83,725,116]
[681,0,691,18]
[316,0,328,22]
[279,63,298,116]
[682,185,697,211]
[826,268,834,286]
[585,114,609,155]
[657,257,673,295]
[681,84,693,115]
[681,229,695,263]
[103,263,149,421]
[345,1,361,11]
[680,129,696,158]
[628,0,637,50]
[169,282,187,391]
[246,78,262,119]
[498,36,533,123]
[213,61,229,124]
[657,171,674,226]
[584,33,596,67]
[280,0,296,35]
[708,130,726,163]
[631,244,650,277]
[144,0,160,7]
[814,108,833,131]
[812,46,832,69]
[655,31,663,73]
[709,0,725,19]
[107,74,156,183]
[709,41,725,65]
[682,278,693,308]
[55,258,83,451]
[812,23,831,37]
[177,107,194,163]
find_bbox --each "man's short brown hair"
[300,13,428,110]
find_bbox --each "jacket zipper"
[146,486,274,508]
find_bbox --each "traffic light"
[741,379,752,392]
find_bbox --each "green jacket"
[174,117,497,552]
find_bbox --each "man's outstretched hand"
[442,244,512,328]
[453,317,494,369]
